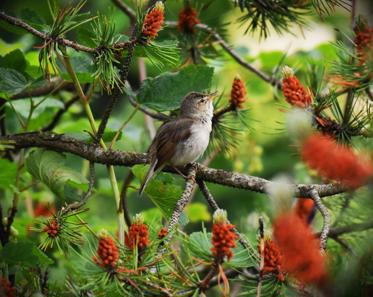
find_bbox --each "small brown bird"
[139,91,215,195]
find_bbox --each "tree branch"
[0,132,349,198]
[0,11,131,53]
[317,220,373,238]
[310,189,330,250]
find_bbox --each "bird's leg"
[172,166,188,179]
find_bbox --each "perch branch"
[0,11,131,53]
[0,132,349,198]
[310,189,330,250]
[316,220,373,238]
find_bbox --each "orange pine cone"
[0,278,15,297]
[282,66,312,108]
[141,2,164,41]
[125,215,150,251]
[178,6,200,33]
[259,238,285,282]
[273,212,327,286]
[157,227,168,239]
[230,75,247,109]
[211,210,238,261]
[294,198,315,224]
[354,21,373,64]
[301,133,373,188]
[43,219,60,238]
[93,233,119,269]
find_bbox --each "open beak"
[208,91,218,101]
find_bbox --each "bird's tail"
[139,158,158,196]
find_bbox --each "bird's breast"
[170,121,212,166]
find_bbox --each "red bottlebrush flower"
[157,227,168,239]
[301,133,373,188]
[259,238,285,282]
[354,21,373,64]
[230,75,247,109]
[294,198,315,224]
[282,66,312,108]
[34,202,56,217]
[178,6,200,34]
[273,212,327,285]
[43,219,60,238]
[141,2,164,41]
[0,278,15,297]
[211,209,238,261]
[125,214,149,251]
[93,232,119,269]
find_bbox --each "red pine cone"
[301,133,373,188]
[273,212,327,286]
[354,22,373,64]
[157,227,168,239]
[93,234,119,269]
[125,222,150,251]
[259,238,285,282]
[43,219,60,238]
[294,198,315,224]
[211,223,238,261]
[141,2,164,41]
[178,6,200,33]
[230,76,247,109]
[34,202,56,217]
[0,278,15,297]
[282,66,312,108]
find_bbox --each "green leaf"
[185,203,211,223]
[187,230,213,261]
[25,149,88,200]
[136,65,214,112]
[0,49,27,73]
[132,164,183,219]
[0,159,17,190]
[60,54,94,84]
[0,67,29,99]
[0,240,53,267]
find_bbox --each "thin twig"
[0,11,131,53]
[257,217,264,297]
[197,179,252,250]
[316,220,373,238]
[120,171,135,227]
[166,21,280,88]
[111,0,136,24]
[310,189,330,250]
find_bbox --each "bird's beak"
[208,91,218,101]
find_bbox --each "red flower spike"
[142,2,164,41]
[354,21,373,64]
[125,214,150,251]
[158,227,168,239]
[301,133,373,188]
[211,209,238,261]
[0,277,16,297]
[273,212,327,286]
[259,238,285,282]
[294,198,315,224]
[34,202,56,217]
[93,233,119,269]
[282,66,312,108]
[178,6,200,34]
[230,75,247,109]
[43,219,60,238]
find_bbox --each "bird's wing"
[139,118,193,196]
[152,118,194,170]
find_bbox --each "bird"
[139,91,215,196]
